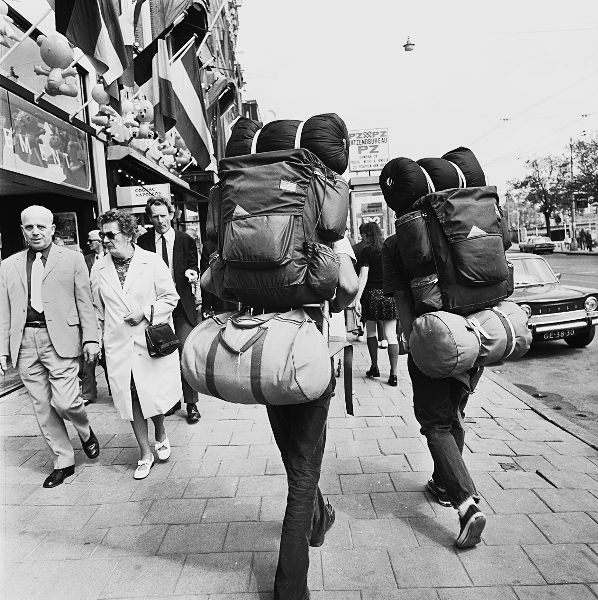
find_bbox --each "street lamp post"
[569,138,578,251]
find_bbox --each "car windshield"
[513,257,558,286]
[531,237,552,243]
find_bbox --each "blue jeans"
[407,355,480,507]
[266,377,335,600]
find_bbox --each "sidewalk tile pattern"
[2,344,598,599]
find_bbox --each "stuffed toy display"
[34,34,78,97]
[0,0,19,48]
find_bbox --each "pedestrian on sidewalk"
[137,196,201,424]
[354,222,400,386]
[382,232,487,548]
[263,235,358,600]
[79,229,108,404]
[91,210,182,480]
[0,205,101,488]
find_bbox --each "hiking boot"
[456,504,486,548]
[427,477,451,507]
[310,500,335,547]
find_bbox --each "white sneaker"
[155,437,171,461]
[134,455,155,479]
[379,340,388,349]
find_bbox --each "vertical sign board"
[349,128,389,172]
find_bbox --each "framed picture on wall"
[53,211,79,248]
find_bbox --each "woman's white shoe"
[155,437,171,461]
[134,455,155,479]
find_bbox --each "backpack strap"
[294,121,305,148]
[447,160,467,188]
[205,334,222,399]
[418,165,435,193]
[250,128,262,154]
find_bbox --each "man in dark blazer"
[137,196,201,423]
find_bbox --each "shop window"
[1,89,91,190]
[0,19,84,115]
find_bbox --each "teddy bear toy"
[0,1,19,48]
[34,34,78,97]
[121,98,139,137]
[133,98,155,139]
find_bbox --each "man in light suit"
[137,196,201,424]
[0,206,101,488]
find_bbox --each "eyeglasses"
[99,231,119,240]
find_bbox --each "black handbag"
[145,305,179,357]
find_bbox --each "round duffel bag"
[181,309,331,405]
[410,301,531,378]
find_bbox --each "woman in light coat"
[91,210,182,479]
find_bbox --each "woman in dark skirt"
[354,222,399,385]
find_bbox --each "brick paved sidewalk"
[2,341,598,599]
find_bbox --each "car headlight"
[585,296,598,312]
[520,304,532,317]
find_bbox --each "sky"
[235,0,598,195]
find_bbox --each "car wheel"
[564,326,595,348]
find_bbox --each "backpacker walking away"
[379,148,513,548]
[184,131,359,597]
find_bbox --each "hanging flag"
[119,0,146,87]
[170,42,217,171]
[133,38,176,138]
[51,0,129,86]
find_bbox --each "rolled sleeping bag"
[468,301,532,365]
[410,301,531,379]
[379,157,431,214]
[225,113,349,174]
[416,157,466,192]
[256,113,349,174]
[441,147,486,187]
[225,117,262,158]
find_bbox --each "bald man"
[0,206,101,488]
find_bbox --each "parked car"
[509,254,597,347]
[519,236,555,254]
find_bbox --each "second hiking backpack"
[203,148,350,308]
[394,186,513,315]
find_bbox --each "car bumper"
[528,310,598,337]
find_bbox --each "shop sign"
[0,89,91,191]
[349,128,389,172]
[116,183,171,207]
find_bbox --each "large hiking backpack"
[394,186,513,315]
[201,148,350,308]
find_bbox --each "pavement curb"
[483,368,598,451]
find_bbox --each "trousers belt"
[25,321,47,328]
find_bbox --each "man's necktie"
[161,235,169,266]
[30,252,44,312]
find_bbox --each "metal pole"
[169,34,197,64]
[195,0,228,58]
[570,138,578,251]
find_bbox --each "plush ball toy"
[34,34,78,97]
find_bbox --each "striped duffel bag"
[409,301,532,379]
[181,309,331,405]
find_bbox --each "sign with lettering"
[116,183,171,207]
[349,128,389,172]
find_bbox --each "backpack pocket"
[395,211,436,276]
[223,214,294,269]
[450,234,509,286]
[306,243,340,299]
[410,274,442,314]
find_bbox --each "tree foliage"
[508,154,569,235]
[570,136,598,202]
